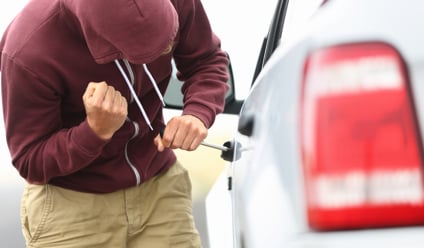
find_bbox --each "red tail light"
[300,42,424,231]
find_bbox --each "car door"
[204,0,291,247]
[230,1,290,247]
[225,0,323,247]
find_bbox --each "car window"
[164,59,235,110]
[202,0,279,100]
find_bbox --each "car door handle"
[238,112,255,137]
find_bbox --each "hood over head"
[61,0,179,64]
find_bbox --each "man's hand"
[154,115,207,152]
[82,81,128,140]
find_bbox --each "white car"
[206,0,424,247]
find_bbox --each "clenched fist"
[82,81,128,140]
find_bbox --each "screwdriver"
[198,141,229,152]
[159,128,229,152]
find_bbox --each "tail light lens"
[300,42,424,231]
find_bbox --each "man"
[0,0,229,247]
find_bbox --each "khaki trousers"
[20,161,202,248]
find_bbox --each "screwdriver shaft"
[200,141,229,152]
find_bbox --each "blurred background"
[0,0,279,247]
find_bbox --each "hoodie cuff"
[182,104,216,128]
[72,120,109,156]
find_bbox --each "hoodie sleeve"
[172,0,230,128]
[1,56,109,184]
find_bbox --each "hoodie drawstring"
[122,59,135,103]
[115,59,165,131]
[143,64,166,107]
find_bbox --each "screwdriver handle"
[159,128,229,152]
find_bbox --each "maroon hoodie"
[0,0,229,193]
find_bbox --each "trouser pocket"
[20,184,53,246]
[21,183,128,248]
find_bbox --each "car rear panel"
[233,0,424,247]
